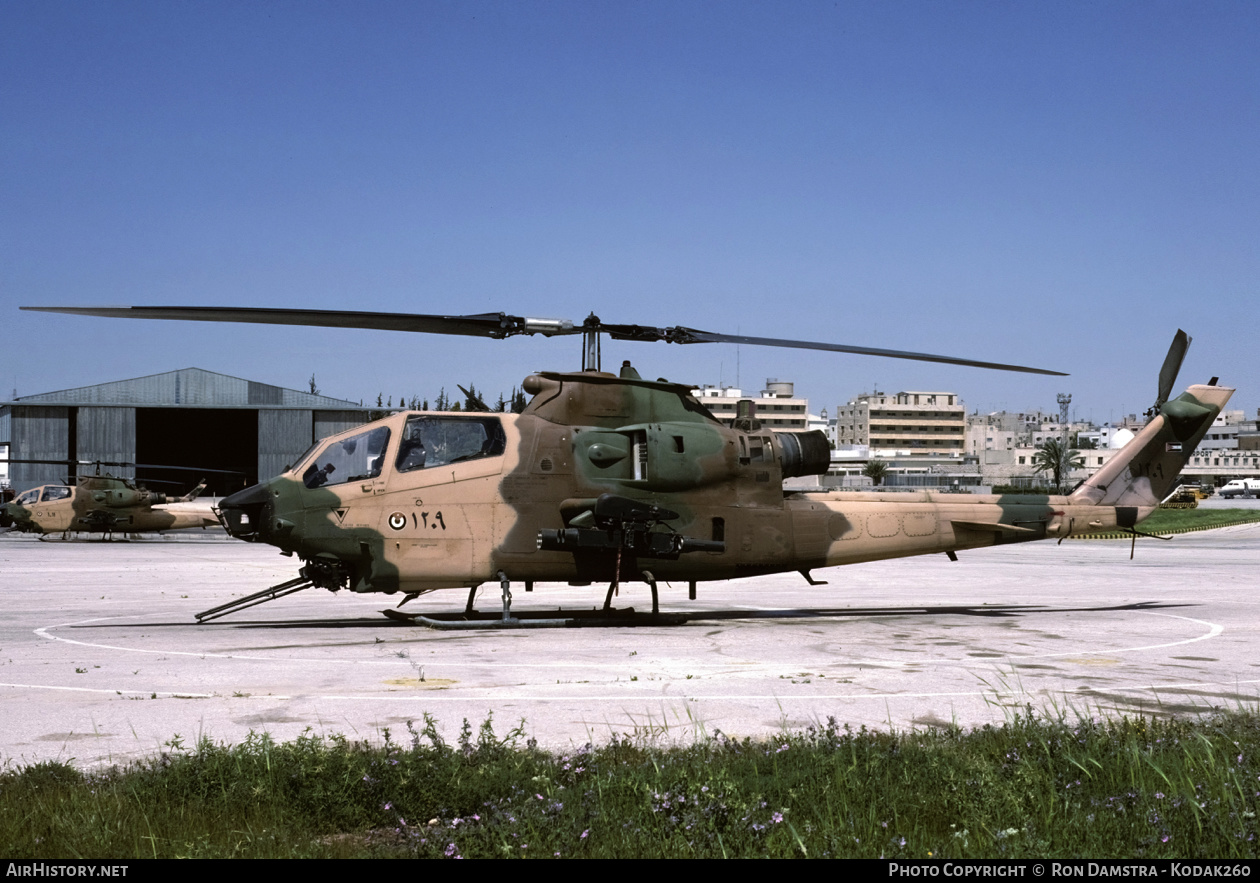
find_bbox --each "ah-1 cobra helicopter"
[0,459,222,538]
[22,307,1232,625]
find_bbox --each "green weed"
[2,710,1257,858]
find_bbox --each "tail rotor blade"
[1156,329,1191,408]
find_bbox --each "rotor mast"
[581,313,602,371]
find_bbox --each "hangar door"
[135,408,258,497]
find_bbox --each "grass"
[1070,507,1260,541]
[1138,507,1260,533]
[3,710,1258,858]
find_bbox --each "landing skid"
[195,576,315,622]
[383,569,688,629]
[382,607,688,629]
[193,570,691,627]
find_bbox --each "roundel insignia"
[388,512,406,531]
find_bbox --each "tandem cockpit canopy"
[298,415,508,490]
[395,415,506,473]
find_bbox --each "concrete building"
[1176,410,1260,481]
[977,445,1124,489]
[822,390,982,490]
[1,368,377,494]
[693,378,810,432]
[835,390,966,457]
[1196,410,1248,452]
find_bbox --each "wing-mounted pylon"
[538,494,724,561]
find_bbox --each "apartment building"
[693,378,810,432]
[834,390,965,457]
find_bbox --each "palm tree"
[862,459,890,487]
[1031,439,1085,492]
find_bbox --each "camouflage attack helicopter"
[23,307,1231,624]
[0,459,222,538]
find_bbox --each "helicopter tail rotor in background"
[1151,329,1191,416]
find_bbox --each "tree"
[862,459,890,487]
[308,374,319,395]
[461,383,487,411]
[1032,439,1085,492]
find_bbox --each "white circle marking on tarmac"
[0,682,215,698]
[32,610,1225,669]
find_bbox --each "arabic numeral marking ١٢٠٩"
[412,511,446,530]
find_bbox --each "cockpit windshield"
[16,489,40,506]
[41,486,72,502]
[302,426,391,489]
[289,440,323,476]
[395,416,506,473]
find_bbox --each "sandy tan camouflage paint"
[226,372,1233,599]
[5,474,219,535]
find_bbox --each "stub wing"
[950,520,1040,535]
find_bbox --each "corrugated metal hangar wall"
[1,368,376,494]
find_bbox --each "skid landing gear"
[382,574,687,630]
[195,575,315,622]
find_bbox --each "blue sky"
[3,1,1257,424]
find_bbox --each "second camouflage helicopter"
[1,459,227,538]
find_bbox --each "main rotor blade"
[23,305,1065,375]
[602,324,1067,376]
[20,306,569,339]
[1156,329,1192,407]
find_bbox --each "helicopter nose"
[217,481,275,541]
[0,504,12,529]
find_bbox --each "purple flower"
[772,812,783,824]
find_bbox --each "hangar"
[1,368,377,495]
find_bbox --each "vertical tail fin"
[1070,383,1233,508]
